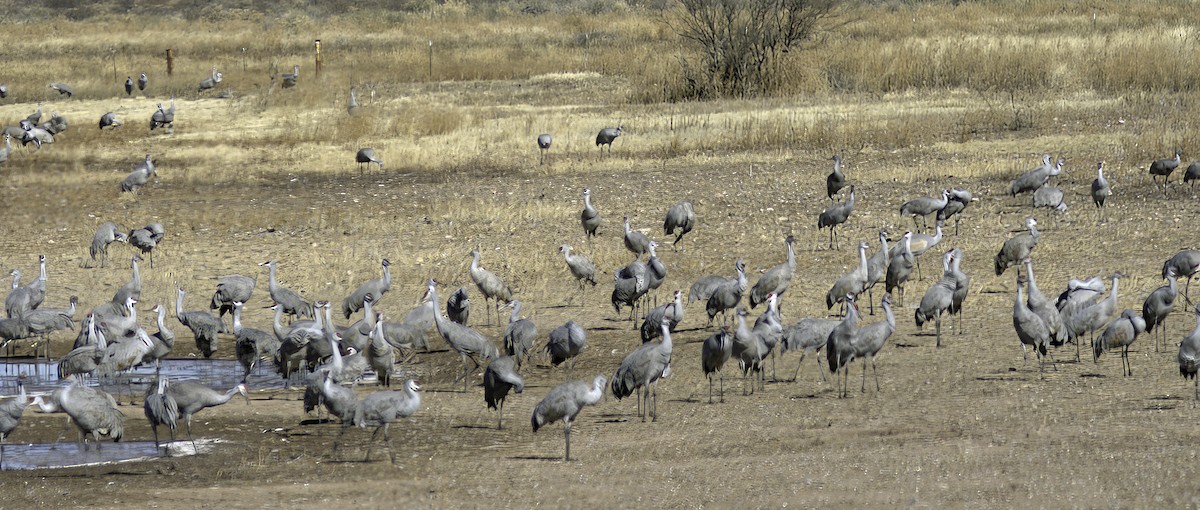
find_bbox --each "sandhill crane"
[6,256,46,318]
[937,188,974,236]
[701,326,733,403]
[1163,250,1200,306]
[612,259,649,320]
[137,304,173,372]
[781,317,836,382]
[232,301,275,381]
[853,293,895,392]
[0,133,10,165]
[176,286,226,358]
[545,320,586,370]
[367,315,395,387]
[347,86,359,115]
[121,154,156,193]
[861,231,890,315]
[26,295,75,345]
[994,217,1039,277]
[94,294,139,341]
[198,67,222,92]
[612,317,673,421]
[1150,149,1182,189]
[50,381,125,446]
[663,200,695,250]
[425,280,499,390]
[915,257,956,349]
[1009,154,1055,196]
[355,148,382,172]
[260,260,314,321]
[749,235,795,311]
[313,367,356,422]
[580,187,601,241]
[138,72,148,92]
[1094,310,1145,375]
[595,125,622,155]
[164,380,247,449]
[1015,258,1060,347]
[560,244,597,303]
[124,76,134,95]
[1033,186,1067,223]
[899,189,949,233]
[751,293,784,382]
[468,251,512,325]
[623,216,651,260]
[143,377,178,449]
[49,82,73,97]
[640,291,683,343]
[732,308,768,395]
[1091,162,1111,222]
[817,185,855,250]
[0,314,31,349]
[827,241,870,312]
[281,64,300,88]
[705,259,747,327]
[344,258,391,320]
[18,120,52,148]
[40,111,68,135]
[447,287,470,325]
[0,84,7,98]
[97,111,122,130]
[644,241,668,306]
[885,232,915,306]
[1179,304,1200,403]
[889,222,942,281]
[1185,161,1200,189]
[537,133,552,164]
[825,295,859,398]
[59,316,107,378]
[150,98,175,130]
[1066,273,1124,362]
[318,303,368,382]
[502,300,537,365]
[25,102,42,125]
[1143,269,1178,352]
[0,376,34,461]
[484,356,523,429]
[531,374,606,461]
[827,154,847,202]
[210,273,254,329]
[338,379,421,464]
[1013,274,1052,372]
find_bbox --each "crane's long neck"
[883,300,895,329]
[38,258,46,282]
[1170,276,1179,295]
[509,302,520,324]
[584,377,604,405]
[583,193,592,209]
[428,288,448,330]
[785,241,796,271]
[67,298,76,316]
[156,307,170,336]
[175,291,185,318]
[272,306,286,339]
[470,253,481,273]
[323,304,336,338]
[1016,284,1026,313]
[268,263,279,291]
[372,319,386,348]
[936,192,949,209]
[857,246,868,272]
[329,334,344,368]
[846,190,855,206]
[131,259,141,287]
[1024,261,1038,293]
[127,301,137,324]
[1108,277,1120,304]
[363,298,375,324]
[660,323,673,352]
[233,305,244,334]
[217,386,241,405]
[1029,224,1039,240]
[736,264,747,291]
[736,314,750,337]
[381,263,391,286]
[11,271,19,290]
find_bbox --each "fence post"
[166,48,174,76]
[314,39,322,78]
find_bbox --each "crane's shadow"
[510,455,566,461]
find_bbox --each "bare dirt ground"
[3,92,1200,509]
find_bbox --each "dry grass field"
[4,1,1200,508]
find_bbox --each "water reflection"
[0,439,217,471]
[0,358,286,397]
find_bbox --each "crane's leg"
[651,381,658,422]
[331,423,350,459]
[771,351,777,382]
[497,399,504,430]
[861,357,868,393]
[790,353,805,382]
[186,417,196,452]
[384,423,398,465]
[641,385,650,422]
[719,370,725,403]
[366,425,383,462]
[1123,346,1131,376]
[872,355,881,392]
[916,258,923,281]
[935,314,942,349]
[707,374,713,404]
[563,420,572,461]
[1021,343,1027,363]
[958,307,964,335]
[828,228,834,250]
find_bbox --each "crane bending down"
[483,356,524,430]
[663,200,695,250]
[531,374,606,461]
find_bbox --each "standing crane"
[502,300,537,366]
[281,64,300,88]
[1178,304,1200,403]
[1065,273,1124,362]
[749,235,796,311]
[595,125,623,155]
[124,76,134,96]
[1009,153,1055,196]
[612,317,673,422]
[852,292,895,393]
[1149,149,1182,189]
[163,380,248,449]
[705,259,747,327]
[826,154,848,202]
[347,86,359,115]
[701,326,733,403]
[339,379,422,464]
[98,111,122,130]
[366,315,395,387]
[343,258,391,320]
[861,230,890,315]
[468,250,512,325]
[947,248,970,336]
[640,290,683,343]
[994,217,1040,277]
[732,308,769,395]
[885,232,915,306]
[355,148,383,172]
[1091,162,1111,222]
[1163,250,1200,306]
[483,356,524,429]
[1013,275,1052,372]
[537,133,552,165]
[937,188,975,236]
[612,259,649,320]
[915,254,956,349]
[1185,161,1200,189]
[176,286,226,358]
[128,223,165,268]
[1143,268,1178,352]
[825,294,859,398]
[138,72,148,92]
[0,376,35,464]
[545,320,586,370]
[827,241,870,312]
[663,200,695,250]
[644,241,668,307]
[580,187,601,241]
[817,185,855,250]
[210,273,255,331]
[447,288,470,326]
[899,189,949,233]
[425,280,499,391]
[260,260,314,321]
[232,301,276,382]
[1094,310,1145,375]
[622,217,651,260]
[143,377,178,449]
[531,375,606,461]
[560,244,597,305]
[781,317,836,383]
[50,381,125,446]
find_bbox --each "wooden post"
[427,40,433,80]
[165,48,174,76]
[314,39,322,78]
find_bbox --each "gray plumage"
[732,308,769,395]
[143,377,178,448]
[99,327,154,377]
[150,98,175,130]
[1009,154,1057,196]
[94,295,138,342]
[347,86,359,115]
[947,249,971,336]
[622,216,651,259]
[612,260,649,318]
[915,264,955,349]
[1066,273,1123,362]
[826,154,847,201]
[338,380,421,464]
[595,125,622,154]
[121,154,156,193]
[18,120,53,148]
[1013,275,1051,371]
[611,317,673,421]
[861,230,890,314]
[59,316,107,378]
[1149,149,1182,188]
[1091,162,1111,208]
[545,320,586,369]
[0,314,31,347]
[447,287,470,326]
[138,72,148,91]
[468,251,512,325]
[344,258,391,320]
[339,292,379,355]
[701,326,733,403]
[53,382,125,444]
[49,82,73,97]
[817,185,855,250]
[645,241,668,304]
[899,189,949,232]
[484,356,524,429]
[689,275,728,306]
[560,244,597,288]
[891,223,943,281]
[355,148,382,172]
[825,296,859,398]
[885,232,915,307]
[125,76,134,96]
[426,280,499,390]
[198,67,223,92]
[0,378,33,448]
[129,223,165,268]
[41,112,68,135]
[367,316,395,387]
[25,102,43,125]
[663,200,696,249]
[827,241,870,310]
[537,133,552,164]
[994,217,1039,276]
[1095,309,1145,376]
[232,301,275,382]
[211,273,254,326]
[641,290,683,343]
[750,294,784,382]
[937,188,974,236]
[1143,269,1178,352]
[1033,185,1067,213]
[780,317,836,382]
[144,304,177,368]
[1163,249,1200,306]
[164,380,247,448]
[25,295,75,338]
[176,286,227,358]
[0,133,10,165]
[1178,304,1200,401]
[308,367,356,421]
[109,255,142,313]
[261,260,314,321]
[749,235,796,309]
[90,223,126,269]
[580,187,601,239]
[281,64,300,88]
[853,293,895,393]
[705,259,747,326]
[531,375,606,461]
[98,111,122,129]
[1185,161,1200,189]
[502,300,537,366]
